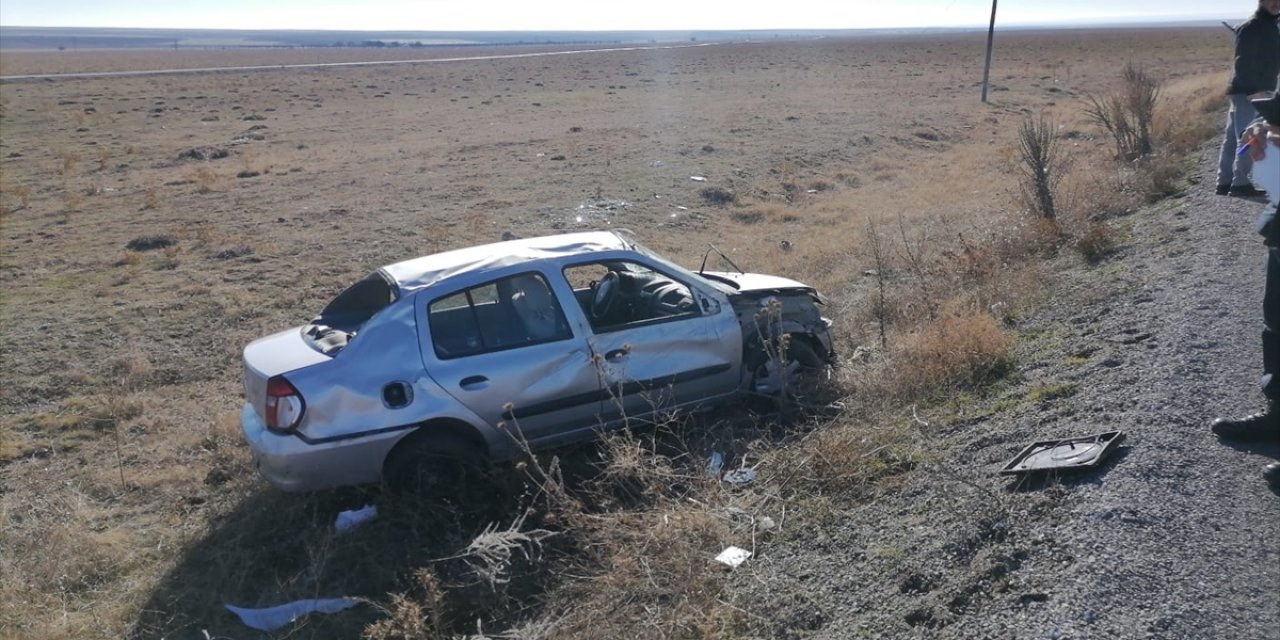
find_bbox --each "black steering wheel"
[591,271,619,320]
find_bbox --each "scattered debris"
[1000,430,1125,475]
[723,468,757,485]
[706,451,725,477]
[334,504,378,534]
[715,545,752,568]
[690,175,707,181]
[225,598,358,631]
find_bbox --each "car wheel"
[383,433,495,516]
[750,337,827,400]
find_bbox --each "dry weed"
[880,305,1014,404]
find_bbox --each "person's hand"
[1243,122,1280,161]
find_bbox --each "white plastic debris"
[334,504,378,534]
[722,468,757,486]
[714,546,752,568]
[690,176,707,182]
[225,598,358,631]
[706,451,725,477]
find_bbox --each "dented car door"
[419,271,604,449]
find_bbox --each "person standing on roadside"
[1215,0,1280,198]
[1212,94,1280,491]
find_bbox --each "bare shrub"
[125,234,176,251]
[8,184,32,210]
[1085,63,1160,161]
[456,515,556,588]
[55,148,80,178]
[363,573,447,640]
[1074,222,1118,264]
[587,428,679,508]
[1015,115,1062,219]
[189,166,220,193]
[1138,154,1186,203]
[771,420,920,495]
[537,504,739,639]
[885,306,1014,402]
[699,186,736,206]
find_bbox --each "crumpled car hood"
[698,271,818,297]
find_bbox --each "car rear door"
[420,271,604,448]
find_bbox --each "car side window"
[428,272,572,359]
[562,260,699,332]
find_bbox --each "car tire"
[750,337,827,400]
[382,433,495,515]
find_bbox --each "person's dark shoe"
[1228,184,1268,199]
[1216,184,1231,196]
[1265,462,1280,491]
[1212,409,1280,442]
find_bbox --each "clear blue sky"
[0,0,1258,31]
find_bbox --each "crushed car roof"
[380,230,636,293]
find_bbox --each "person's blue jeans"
[1218,94,1259,189]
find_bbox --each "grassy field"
[0,28,1229,638]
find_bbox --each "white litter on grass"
[690,176,707,182]
[722,468,757,485]
[225,598,358,631]
[715,546,752,568]
[334,504,378,534]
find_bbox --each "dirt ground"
[0,28,1233,638]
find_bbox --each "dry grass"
[0,28,1229,639]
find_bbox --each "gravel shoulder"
[737,151,1280,639]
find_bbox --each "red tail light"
[265,375,304,433]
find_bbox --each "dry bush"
[1085,63,1161,161]
[768,419,921,499]
[363,568,450,640]
[1057,159,1139,222]
[1014,115,1062,219]
[4,183,33,212]
[55,148,81,178]
[700,186,737,206]
[1137,154,1188,203]
[531,503,740,639]
[188,166,222,193]
[879,306,1014,404]
[1073,222,1118,264]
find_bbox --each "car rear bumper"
[241,404,395,492]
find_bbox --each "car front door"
[421,271,603,450]
[560,259,740,426]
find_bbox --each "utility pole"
[980,0,998,103]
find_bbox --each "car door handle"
[459,375,489,389]
[605,349,628,361]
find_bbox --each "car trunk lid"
[242,327,331,420]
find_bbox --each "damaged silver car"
[241,230,835,492]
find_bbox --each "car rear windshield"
[303,272,398,354]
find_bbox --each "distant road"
[0,42,720,82]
